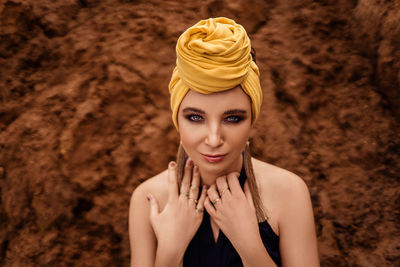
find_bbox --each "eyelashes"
[225,115,243,123]
[185,114,245,124]
[186,114,203,122]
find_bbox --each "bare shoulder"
[251,158,319,265]
[251,157,309,194]
[128,170,170,267]
[130,169,169,209]
[251,157,312,230]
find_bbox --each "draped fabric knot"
[169,17,263,129]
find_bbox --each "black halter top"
[183,167,282,267]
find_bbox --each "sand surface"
[0,0,399,266]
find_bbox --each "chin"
[195,156,239,176]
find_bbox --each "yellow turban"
[169,17,262,129]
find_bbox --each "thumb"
[243,182,255,210]
[147,194,160,219]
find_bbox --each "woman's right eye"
[186,114,203,122]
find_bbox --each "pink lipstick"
[201,153,227,163]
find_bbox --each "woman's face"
[177,86,252,176]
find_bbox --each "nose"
[205,122,223,147]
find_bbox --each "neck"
[198,155,243,186]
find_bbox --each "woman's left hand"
[204,172,262,252]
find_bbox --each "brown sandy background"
[1,0,399,266]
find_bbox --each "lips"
[201,153,227,163]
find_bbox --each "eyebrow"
[223,109,248,115]
[182,107,248,115]
[182,107,205,114]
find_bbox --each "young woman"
[129,17,320,267]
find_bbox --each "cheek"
[229,126,251,147]
[179,126,200,148]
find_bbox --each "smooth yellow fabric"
[169,17,262,128]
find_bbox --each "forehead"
[180,86,251,111]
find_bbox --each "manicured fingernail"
[146,195,150,201]
[204,185,208,189]
[194,166,198,172]
[187,159,193,167]
[169,161,176,168]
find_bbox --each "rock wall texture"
[0,0,399,266]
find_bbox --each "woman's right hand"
[147,160,207,262]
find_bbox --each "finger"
[167,161,179,202]
[180,159,193,199]
[244,181,255,210]
[189,165,200,200]
[216,176,230,198]
[147,194,159,220]
[226,172,242,195]
[196,185,208,213]
[204,196,217,217]
[207,184,222,206]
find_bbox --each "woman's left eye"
[225,116,242,123]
